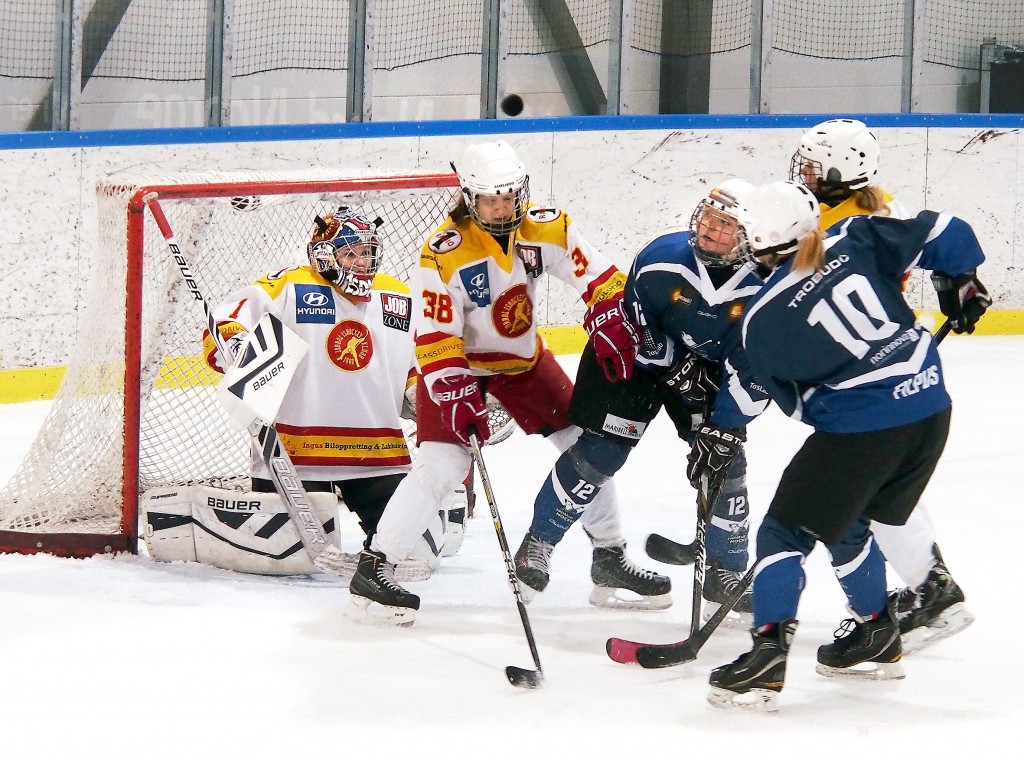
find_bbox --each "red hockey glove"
[686,424,745,505]
[930,271,991,335]
[664,352,720,406]
[433,374,490,446]
[584,297,639,383]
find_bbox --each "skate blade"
[589,586,672,611]
[707,686,779,713]
[815,659,905,680]
[346,594,416,627]
[901,603,975,655]
[702,601,752,630]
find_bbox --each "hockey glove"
[663,352,720,406]
[686,423,745,502]
[584,297,639,383]
[433,374,490,446]
[930,271,991,335]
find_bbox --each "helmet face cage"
[454,140,530,236]
[307,210,382,302]
[789,118,879,203]
[465,175,530,236]
[688,180,752,269]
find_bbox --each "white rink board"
[1,124,1022,370]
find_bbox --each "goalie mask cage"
[0,170,460,558]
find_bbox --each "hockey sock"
[828,519,888,619]
[705,451,749,572]
[753,514,816,626]
[530,452,603,543]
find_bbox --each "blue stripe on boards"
[3,113,1024,151]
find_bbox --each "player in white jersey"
[347,140,669,625]
[790,118,973,653]
[204,209,418,557]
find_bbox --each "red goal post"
[0,170,461,558]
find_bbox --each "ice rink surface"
[0,337,1020,758]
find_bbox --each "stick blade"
[644,533,697,565]
[605,637,642,664]
[506,666,543,689]
[636,642,698,669]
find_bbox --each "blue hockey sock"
[530,452,604,544]
[828,519,888,619]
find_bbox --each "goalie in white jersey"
[199,208,419,562]
[348,140,670,625]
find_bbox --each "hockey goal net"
[0,170,460,557]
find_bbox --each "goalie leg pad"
[143,485,344,576]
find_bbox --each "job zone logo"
[381,293,412,332]
[294,284,335,323]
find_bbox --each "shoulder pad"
[254,265,318,294]
[372,272,410,294]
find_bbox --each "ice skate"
[708,620,797,714]
[702,558,753,628]
[589,543,672,610]
[816,595,904,680]
[348,549,420,626]
[896,546,974,655]
[514,531,555,602]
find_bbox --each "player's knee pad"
[756,513,816,562]
[409,441,471,503]
[567,430,631,483]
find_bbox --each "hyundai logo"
[303,292,329,307]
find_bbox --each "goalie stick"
[469,430,543,690]
[146,193,352,575]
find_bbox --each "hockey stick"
[468,430,544,690]
[145,194,351,575]
[606,565,754,668]
[645,532,698,565]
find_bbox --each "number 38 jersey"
[205,265,417,482]
[415,205,626,397]
[742,211,986,433]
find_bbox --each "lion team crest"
[491,284,533,338]
[328,320,373,371]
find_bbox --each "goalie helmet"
[307,208,383,302]
[789,118,880,203]
[688,178,755,268]
[734,180,820,269]
[452,140,530,235]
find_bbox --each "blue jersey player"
[708,180,991,713]
[514,179,770,617]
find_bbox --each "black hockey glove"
[663,352,720,406]
[686,423,745,502]
[930,271,991,335]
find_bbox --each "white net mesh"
[0,170,459,545]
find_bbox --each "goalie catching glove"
[584,296,639,383]
[664,352,720,406]
[930,270,991,335]
[686,423,745,506]
[434,374,490,446]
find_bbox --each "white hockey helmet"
[688,178,755,268]
[451,140,530,235]
[789,118,880,202]
[734,180,820,268]
[307,208,383,302]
